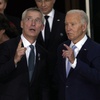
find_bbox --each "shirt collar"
[44,9,55,19]
[21,34,36,48]
[70,35,88,50]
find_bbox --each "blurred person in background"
[0,0,21,34]
[0,13,19,44]
[35,0,68,99]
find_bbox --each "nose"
[67,25,70,31]
[65,24,70,31]
[31,20,36,26]
[41,1,46,6]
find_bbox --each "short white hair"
[66,9,88,25]
[21,7,44,24]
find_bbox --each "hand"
[14,39,26,64]
[62,44,75,63]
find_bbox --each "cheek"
[74,26,82,32]
[23,23,30,28]
[36,3,41,7]
[72,27,81,36]
[75,28,83,38]
[37,24,44,31]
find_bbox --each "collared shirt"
[21,34,36,66]
[66,35,88,69]
[42,9,55,40]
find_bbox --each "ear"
[20,20,23,29]
[54,0,56,3]
[41,24,44,31]
[4,2,7,10]
[82,23,87,32]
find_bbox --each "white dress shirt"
[65,35,88,76]
[21,34,36,66]
[42,9,55,40]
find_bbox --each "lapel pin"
[60,33,63,36]
[38,53,40,60]
[57,19,60,21]
[84,49,87,51]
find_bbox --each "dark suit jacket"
[37,10,68,79]
[0,36,49,100]
[53,37,100,100]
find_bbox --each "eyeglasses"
[24,17,42,24]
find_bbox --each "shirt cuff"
[70,58,77,69]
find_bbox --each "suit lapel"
[49,11,62,42]
[69,38,91,75]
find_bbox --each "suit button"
[66,85,68,88]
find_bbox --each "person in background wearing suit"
[0,13,19,44]
[35,0,68,99]
[0,7,49,100]
[53,9,100,100]
[0,0,21,34]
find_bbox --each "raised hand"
[62,44,75,63]
[14,39,26,64]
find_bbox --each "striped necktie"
[66,45,77,77]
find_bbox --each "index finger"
[17,39,22,49]
[63,44,71,50]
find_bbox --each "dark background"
[5,0,65,19]
[5,0,100,43]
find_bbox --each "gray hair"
[66,9,88,25]
[21,7,44,24]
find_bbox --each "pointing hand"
[14,39,26,64]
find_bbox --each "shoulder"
[87,37,100,49]
[1,36,20,49]
[84,38,100,59]
[54,10,65,19]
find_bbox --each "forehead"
[25,11,41,18]
[66,13,81,22]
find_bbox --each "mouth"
[42,8,47,11]
[29,28,35,32]
[67,32,73,37]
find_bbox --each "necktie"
[44,15,50,46]
[66,45,77,77]
[28,45,35,81]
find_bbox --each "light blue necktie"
[28,45,35,81]
[66,45,77,77]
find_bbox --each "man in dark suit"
[53,9,100,100]
[0,7,49,100]
[35,0,68,99]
